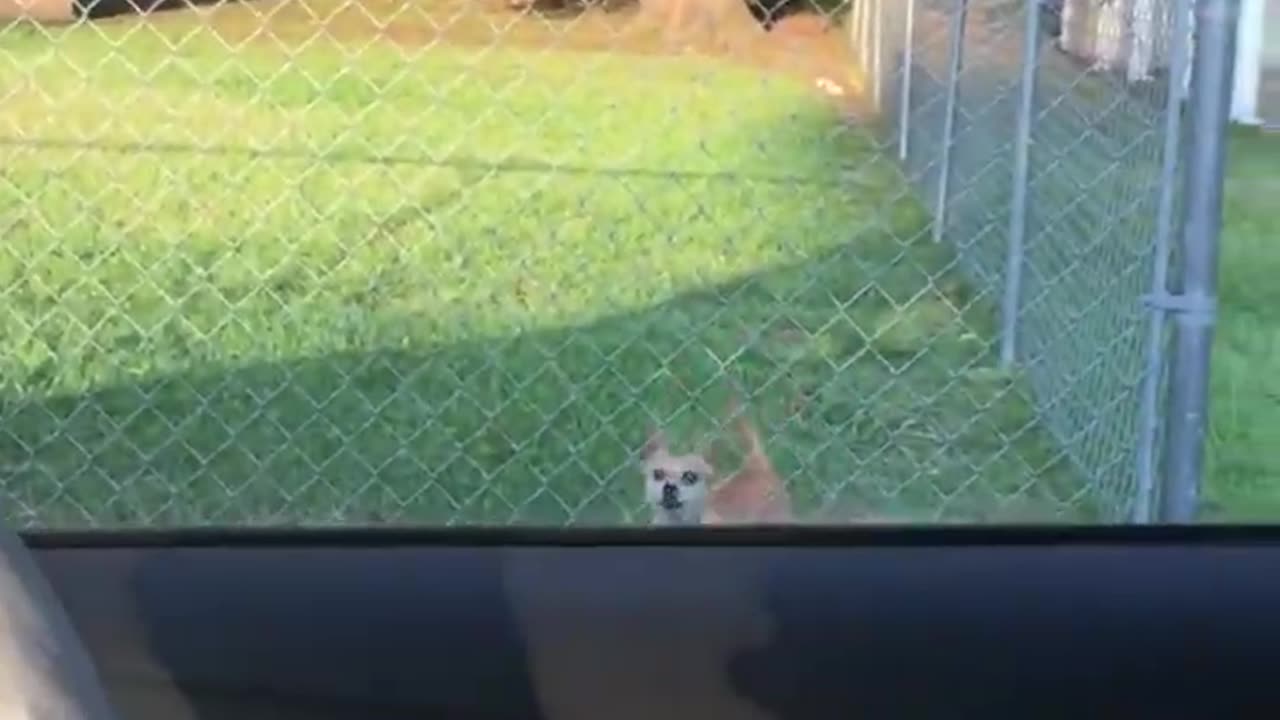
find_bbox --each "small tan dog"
[640,397,792,526]
[638,427,714,526]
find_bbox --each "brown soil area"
[0,0,72,21]
[126,0,865,113]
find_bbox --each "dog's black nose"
[662,483,678,501]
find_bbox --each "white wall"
[1231,0,1266,124]
[1057,0,1264,123]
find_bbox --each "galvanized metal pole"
[933,0,969,244]
[998,0,1042,369]
[1132,0,1194,524]
[872,0,884,111]
[1160,0,1239,522]
[850,0,862,65]
[897,0,917,161]
[860,0,871,74]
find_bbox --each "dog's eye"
[681,470,699,485]
[652,469,666,482]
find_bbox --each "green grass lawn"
[1201,127,1280,521]
[0,10,1103,527]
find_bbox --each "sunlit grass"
[1201,127,1280,521]
[0,15,1079,527]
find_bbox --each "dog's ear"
[640,426,667,459]
[724,392,743,422]
[722,392,748,450]
[695,431,715,464]
[701,434,725,477]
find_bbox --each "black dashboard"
[24,525,1280,719]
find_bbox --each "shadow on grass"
[0,238,1084,528]
[0,69,1084,528]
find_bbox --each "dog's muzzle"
[660,483,682,509]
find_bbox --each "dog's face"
[639,430,713,526]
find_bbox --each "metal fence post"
[872,0,884,112]
[850,0,861,64]
[897,0,917,161]
[933,0,969,244]
[860,0,871,74]
[1159,0,1240,523]
[1132,0,1194,524]
[998,0,1042,369]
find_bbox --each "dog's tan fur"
[704,397,792,524]
[641,396,793,525]
[639,429,714,526]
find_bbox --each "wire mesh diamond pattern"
[0,0,1193,527]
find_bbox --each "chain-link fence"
[855,0,1228,522]
[0,0,1229,527]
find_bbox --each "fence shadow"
[0,226,1085,528]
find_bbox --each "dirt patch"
[0,0,72,21]
[393,3,859,95]
[762,11,864,113]
[135,0,864,114]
